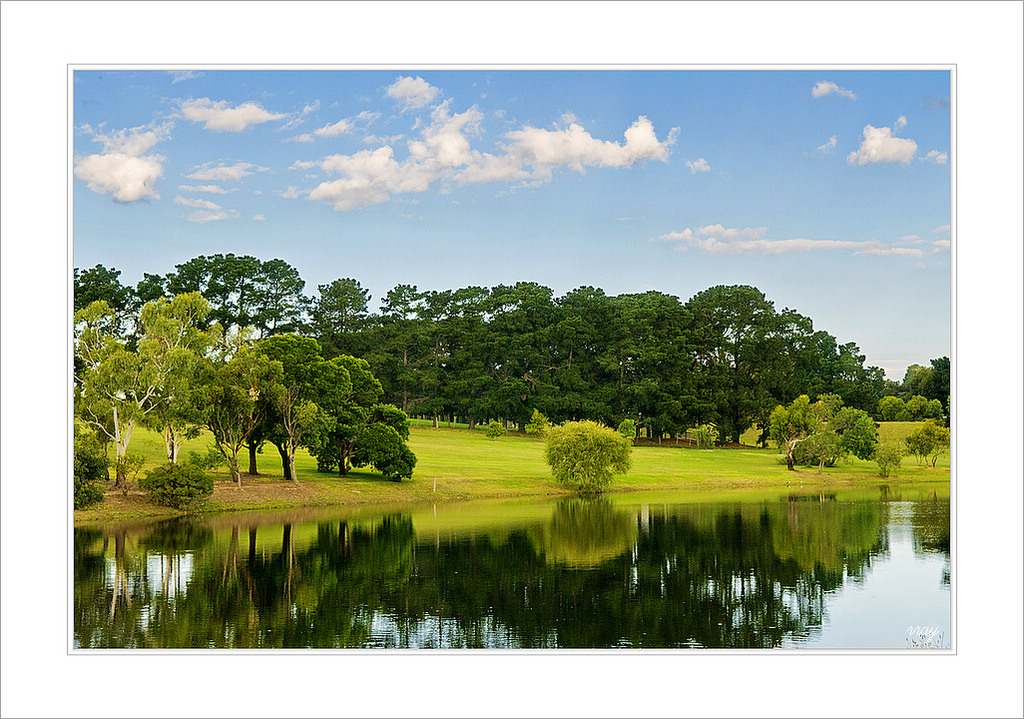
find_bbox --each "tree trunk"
[276,443,292,482]
[288,449,299,485]
[228,452,242,486]
[468,413,476,430]
[247,440,259,475]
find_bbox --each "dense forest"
[74,253,950,449]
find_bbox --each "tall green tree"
[310,278,372,358]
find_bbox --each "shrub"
[486,421,507,439]
[351,423,417,481]
[876,443,903,478]
[139,463,214,510]
[905,420,951,467]
[616,419,637,444]
[525,409,551,436]
[545,420,632,493]
[74,428,108,510]
[693,423,718,449]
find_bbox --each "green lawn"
[76,419,949,523]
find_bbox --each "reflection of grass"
[76,423,949,523]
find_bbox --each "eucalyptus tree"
[74,264,135,340]
[196,349,283,486]
[363,284,428,414]
[74,292,214,487]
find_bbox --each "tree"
[616,418,637,443]
[769,395,816,471]
[74,296,209,488]
[74,425,108,509]
[350,423,417,481]
[905,420,951,467]
[74,264,135,339]
[545,420,632,493]
[526,409,551,436]
[138,463,214,510]
[878,395,909,422]
[197,349,283,485]
[486,421,507,439]
[875,444,903,478]
[310,278,372,357]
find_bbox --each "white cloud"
[253,214,266,221]
[811,81,856,100]
[73,123,171,202]
[284,134,315,143]
[302,101,320,114]
[655,224,921,256]
[847,124,918,165]
[685,158,711,173]
[386,76,440,110]
[170,71,202,84]
[174,195,220,210]
[923,150,948,164]
[180,98,286,131]
[186,162,264,182]
[894,115,908,131]
[305,110,678,211]
[900,234,922,242]
[817,135,837,153]
[315,119,354,137]
[178,184,231,194]
[932,239,951,252]
[279,186,304,199]
[185,209,240,223]
[931,224,951,234]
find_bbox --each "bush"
[693,423,718,449]
[486,421,507,439]
[74,429,108,510]
[351,423,417,481]
[525,409,551,436]
[905,420,951,467]
[139,463,214,510]
[876,443,903,478]
[545,420,632,493]
[616,419,637,444]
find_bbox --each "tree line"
[75,254,950,457]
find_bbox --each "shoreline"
[73,467,951,527]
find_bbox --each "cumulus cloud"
[811,81,856,100]
[303,108,678,211]
[894,115,907,131]
[932,239,951,252]
[279,186,304,199]
[685,158,711,173]
[386,76,440,110]
[284,133,315,143]
[655,224,922,256]
[816,135,837,154]
[900,234,921,242]
[180,98,286,131]
[931,224,951,234]
[74,123,171,202]
[847,123,918,165]
[923,150,948,164]
[253,214,266,221]
[186,162,265,182]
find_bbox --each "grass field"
[74,420,950,524]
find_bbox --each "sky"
[72,68,951,379]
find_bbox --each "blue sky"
[73,68,951,379]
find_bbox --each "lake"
[73,486,950,650]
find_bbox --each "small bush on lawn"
[545,420,632,493]
[876,443,903,478]
[139,463,214,510]
[486,421,507,439]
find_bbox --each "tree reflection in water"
[75,495,914,649]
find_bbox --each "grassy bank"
[73,422,950,525]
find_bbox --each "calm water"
[73,487,950,649]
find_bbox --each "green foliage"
[545,420,632,493]
[186,446,226,470]
[775,395,877,472]
[616,418,637,443]
[905,420,951,467]
[878,395,909,422]
[486,421,507,439]
[351,424,417,481]
[875,444,903,478]
[139,463,214,510]
[693,423,718,449]
[526,409,551,436]
[74,428,108,510]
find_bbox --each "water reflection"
[74,494,949,649]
